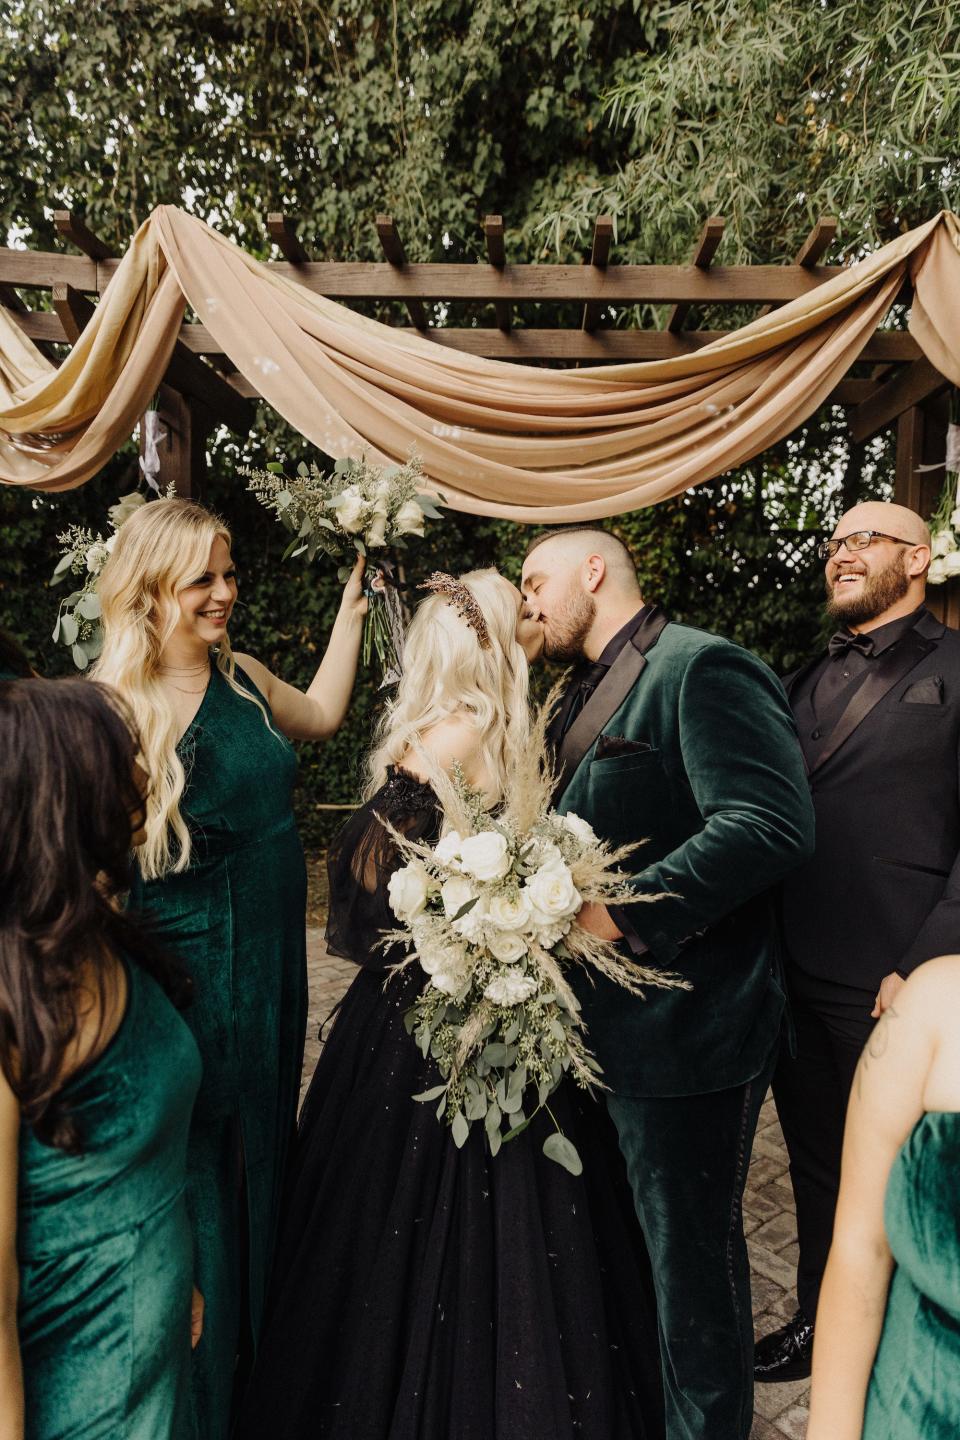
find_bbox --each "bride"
[235,569,665,1440]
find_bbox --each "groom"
[521,527,815,1440]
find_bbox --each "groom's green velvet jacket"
[556,611,815,1098]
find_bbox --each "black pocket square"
[595,734,653,759]
[901,675,943,705]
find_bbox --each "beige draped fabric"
[1,206,959,521]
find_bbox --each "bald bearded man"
[755,500,960,1383]
[521,527,814,1440]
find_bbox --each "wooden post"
[139,387,211,499]
[897,398,960,627]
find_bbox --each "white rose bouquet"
[240,451,444,679]
[926,395,960,585]
[50,491,149,670]
[381,694,687,1174]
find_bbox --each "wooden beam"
[51,283,93,344]
[375,215,429,330]
[582,215,614,332]
[8,308,924,364]
[162,346,252,436]
[53,210,115,261]
[267,212,309,263]
[850,355,950,443]
[6,248,856,303]
[483,215,511,333]
[666,216,725,332]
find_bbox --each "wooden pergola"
[1,208,954,617]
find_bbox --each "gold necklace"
[158,663,210,676]
[160,678,209,696]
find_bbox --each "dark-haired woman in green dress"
[808,953,960,1440]
[0,676,201,1439]
[92,496,366,1439]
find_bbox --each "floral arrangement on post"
[927,391,960,585]
[51,491,148,670]
[381,694,687,1174]
[240,451,444,679]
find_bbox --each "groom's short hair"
[524,525,636,574]
[521,527,641,593]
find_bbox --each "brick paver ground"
[303,927,810,1439]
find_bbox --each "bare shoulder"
[901,954,960,1028]
[230,651,272,690]
[400,713,481,781]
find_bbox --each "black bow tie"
[827,630,875,659]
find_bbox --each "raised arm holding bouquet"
[242,451,444,680]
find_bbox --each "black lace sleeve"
[324,768,442,969]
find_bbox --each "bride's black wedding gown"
[235,769,664,1440]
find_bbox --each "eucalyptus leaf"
[296,461,309,478]
[59,613,79,646]
[281,537,302,562]
[465,1089,487,1121]
[482,1041,509,1067]
[485,1101,502,1134]
[488,1126,502,1158]
[265,462,285,474]
[76,591,101,620]
[53,551,76,576]
[543,1133,583,1176]
[71,642,89,671]
[453,896,480,923]
[80,630,104,660]
[413,1084,448,1103]
[451,1110,470,1148]
[333,457,350,473]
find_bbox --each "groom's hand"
[576,901,623,941]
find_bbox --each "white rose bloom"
[387,861,431,921]
[334,486,367,533]
[525,862,580,921]
[561,812,598,846]
[441,874,478,919]
[434,830,464,867]
[418,939,468,978]
[86,542,108,573]
[459,831,510,882]
[487,890,532,932]
[931,529,957,558]
[943,550,960,577]
[530,839,564,873]
[453,894,488,942]
[929,556,948,585]
[432,963,471,999]
[483,971,538,1007]
[395,498,426,537]
[536,920,571,949]
[104,533,118,553]
[486,930,527,964]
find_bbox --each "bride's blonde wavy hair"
[365,569,531,807]
[92,497,272,880]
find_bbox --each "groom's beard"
[825,551,910,626]
[543,588,596,662]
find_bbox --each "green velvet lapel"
[555,606,669,795]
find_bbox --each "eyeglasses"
[817,530,915,561]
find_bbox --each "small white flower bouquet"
[240,451,444,678]
[382,699,686,1174]
[50,491,147,670]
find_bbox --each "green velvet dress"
[18,958,201,1439]
[863,1111,960,1439]
[129,662,307,1440]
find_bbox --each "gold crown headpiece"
[418,572,491,649]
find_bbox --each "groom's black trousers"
[606,1045,775,1440]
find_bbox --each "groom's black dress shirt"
[550,606,654,950]
[549,606,655,745]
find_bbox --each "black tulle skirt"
[234,962,664,1440]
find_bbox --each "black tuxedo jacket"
[781,607,960,990]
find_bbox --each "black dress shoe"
[754,1309,814,1383]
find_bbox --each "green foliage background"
[2,0,951,840]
